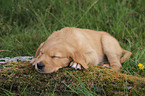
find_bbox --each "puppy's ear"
[35,42,45,57]
[71,50,88,69]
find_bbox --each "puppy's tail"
[121,49,132,63]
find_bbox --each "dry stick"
[0,50,8,52]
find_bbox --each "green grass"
[0,0,145,95]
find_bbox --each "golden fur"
[31,27,132,73]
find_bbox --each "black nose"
[37,62,45,69]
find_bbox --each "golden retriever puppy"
[31,27,132,73]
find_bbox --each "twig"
[0,50,8,52]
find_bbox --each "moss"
[0,61,145,95]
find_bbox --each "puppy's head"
[31,30,89,73]
[31,41,72,73]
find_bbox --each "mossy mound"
[0,61,145,95]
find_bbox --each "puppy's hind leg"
[102,35,123,72]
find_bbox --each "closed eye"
[51,56,65,58]
[51,56,57,58]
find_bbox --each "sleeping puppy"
[31,27,132,73]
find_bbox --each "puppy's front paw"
[69,62,82,70]
[30,58,36,66]
[102,64,111,69]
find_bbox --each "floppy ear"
[35,42,45,57]
[71,50,88,69]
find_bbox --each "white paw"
[102,64,111,69]
[30,58,36,66]
[69,62,82,70]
